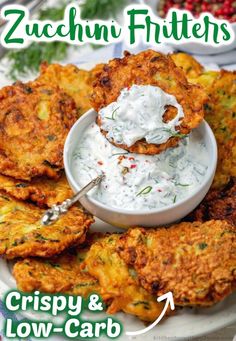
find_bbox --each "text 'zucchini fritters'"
[0,81,77,180]
[92,49,207,155]
[0,193,93,259]
[117,221,236,307]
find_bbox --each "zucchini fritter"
[117,221,236,307]
[185,177,236,226]
[0,193,93,259]
[38,63,93,117]
[201,71,236,189]
[0,172,73,208]
[14,234,164,322]
[83,234,165,321]
[92,50,207,155]
[172,55,236,189]
[13,241,100,296]
[170,52,204,80]
[0,81,77,180]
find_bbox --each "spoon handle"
[41,174,105,226]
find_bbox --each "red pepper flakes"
[97,161,103,166]
[157,189,162,192]
[130,164,137,169]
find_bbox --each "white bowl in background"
[144,0,236,55]
[64,109,217,228]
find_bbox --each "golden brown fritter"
[170,52,204,80]
[38,63,93,117]
[13,237,100,296]
[14,233,164,322]
[92,50,207,155]
[185,177,236,226]
[0,193,93,259]
[83,234,165,321]
[117,221,236,307]
[168,56,235,189]
[197,70,236,189]
[0,172,73,208]
[0,81,77,181]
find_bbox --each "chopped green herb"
[128,268,137,279]
[15,183,28,188]
[104,116,115,120]
[111,152,129,157]
[75,281,98,288]
[163,128,188,139]
[175,183,190,187]
[173,195,177,203]
[136,186,152,196]
[46,261,61,269]
[133,301,150,309]
[198,242,208,250]
[47,135,56,141]
[111,107,119,120]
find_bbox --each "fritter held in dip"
[83,234,165,321]
[0,193,93,259]
[13,236,100,296]
[92,50,207,155]
[185,177,236,226]
[117,221,236,307]
[0,81,77,180]
[38,63,93,117]
[0,172,73,208]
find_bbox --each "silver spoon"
[41,173,105,226]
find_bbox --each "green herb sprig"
[6,0,127,79]
[136,186,152,196]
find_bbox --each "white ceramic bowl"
[64,109,217,228]
[145,0,236,55]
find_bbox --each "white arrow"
[126,291,175,336]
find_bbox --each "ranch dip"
[99,84,185,146]
[72,123,208,211]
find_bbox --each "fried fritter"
[83,234,165,321]
[198,71,236,189]
[0,172,73,208]
[0,193,93,259]
[38,63,93,117]
[13,238,100,296]
[0,81,77,181]
[92,50,207,155]
[185,177,236,226]
[117,221,236,307]
[14,233,164,322]
[171,52,204,80]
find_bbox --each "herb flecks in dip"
[72,123,208,211]
[99,85,185,147]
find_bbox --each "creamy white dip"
[72,123,208,211]
[99,84,185,147]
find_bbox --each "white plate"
[0,60,236,341]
